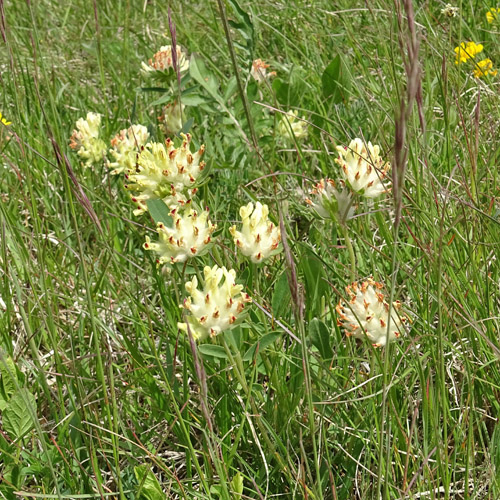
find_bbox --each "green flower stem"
[341,223,356,282]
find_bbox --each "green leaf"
[230,471,244,497]
[309,318,333,359]
[227,0,254,57]
[322,55,351,104]
[0,352,17,401]
[272,271,291,319]
[149,93,175,107]
[134,464,164,500]
[3,388,36,440]
[198,344,228,359]
[146,199,173,227]
[180,93,210,106]
[243,332,281,361]
[189,56,221,102]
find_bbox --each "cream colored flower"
[336,279,407,347]
[69,112,107,167]
[178,265,252,340]
[125,134,205,215]
[335,138,390,198]
[251,59,276,83]
[277,110,308,140]
[144,207,216,264]
[141,45,190,75]
[159,101,185,137]
[230,202,281,263]
[441,4,459,17]
[108,124,150,175]
[473,58,498,78]
[305,178,355,223]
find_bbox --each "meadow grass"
[1,0,500,499]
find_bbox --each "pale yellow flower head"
[473,58,498,78]
[159,101,185,137]
[336,279,408,347]
[335,138,390,198]
[454,41,483,65]
[277,110,308,140]
[108,124,150,175]
[144,206,216,265]
[141,45,190,75]
[125,134,205,215]
[230,202,281,264]
[69,112,107,167]
[305,178,355,223]
[251,59,276,83]
[178,265,252,341]
[0,111,11,126]
[486,7,499,23]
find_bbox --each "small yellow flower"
[69,112,107,168]
[178,265,252,341]
[230,202,281,264]
[141,45,190,75]
[277,110,308,141]
[336,279,408,347]
[486,7,499,23]
[125,134,205,215]
[251,59,276,83]
[108,124,150,175]
[454,41,483,65]
[143,206,216,264]
[0,111,11,126]
[335,138,390,198]
[305,178,355,223]
[158,101,185,138]
[473,58,498,78]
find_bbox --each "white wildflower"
[178,265,252,341]
[141,45,190,75]
[336,279,408,347]
[305,178,355,223]
[230,202,281,263]
[108,124,150,175]
[143,206,216,264]
[277,110,308,140]
[125,134,205,215]
[69,112,107,167]
[335,138,390,198]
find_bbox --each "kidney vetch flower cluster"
[108,124,150,175]
[141,45,190,76]
[178,265,252,341]
[230,202,281,264]
[125,133,204,215]
[336,279,408,347]
[69,112,107,167]
[144,207,216,264]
